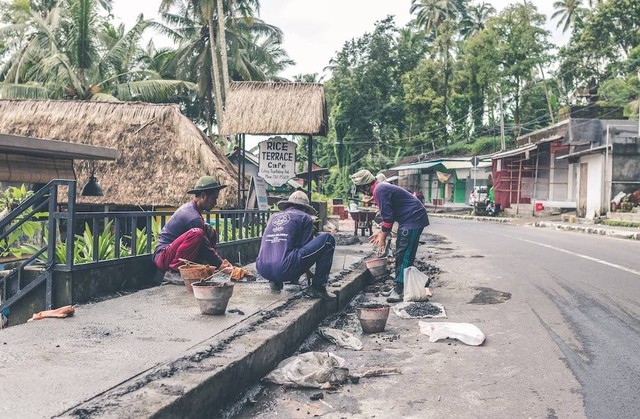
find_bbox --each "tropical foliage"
[0,0,195,101]
[1,1,638,199]
[16,219,161,264]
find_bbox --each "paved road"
[430,218,640,419]
[234,218,640,418]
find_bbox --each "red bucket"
[535,202,544,212]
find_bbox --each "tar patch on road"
[469,287,511,304]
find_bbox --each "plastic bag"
[403,266,430,302]
[319,328,364,350]
[418,321,485,346]
[264,352,349,388]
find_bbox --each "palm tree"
[159,0,264,133]
[0,0,194,101]
[156,0,291,134]
[551,0,587,33]
[461,2,496,39]
[410,0,459,40]
[410,0,462,144]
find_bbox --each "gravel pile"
[404,302,442,317]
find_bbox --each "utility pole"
[637,68,640,138]
[499,89,506,151]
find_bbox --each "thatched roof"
[0,100,240,208]
[220,82,327,136]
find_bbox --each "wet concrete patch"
[336,235,363,246]
[469,287,511,304]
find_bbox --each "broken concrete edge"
[58,262,372,419]
[429,213,512,223]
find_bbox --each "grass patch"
[603,220,640,228]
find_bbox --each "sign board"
[258,136,297,187]
[245,176,269,210]
[470,156,480,167]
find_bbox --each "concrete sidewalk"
[0,236,375,419]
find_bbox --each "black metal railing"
[1,179,75,312]
[1,179,273,314]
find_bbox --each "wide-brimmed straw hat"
[351,169,376,186]
[187,176,228,194]
[277,191,317,215]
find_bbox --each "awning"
[555,144,610,160]
[441,160,491,170]
[0,153,75,183]
[491,144,537,159]
[0,133,119,160]
[456,167,491,180]
[390,161,440,171]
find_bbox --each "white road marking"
[516,237,640,277]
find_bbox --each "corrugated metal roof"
[442,160,491,169]
[555,144,610,160]
[491,144,537,159]
[390,161,441,171]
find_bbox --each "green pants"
[394,227,424,284]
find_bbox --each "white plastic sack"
[319,328,364,351]
[403,266,430,302]
[264,352,349,388]
[418,321,485,346]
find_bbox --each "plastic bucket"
[179,265,214,292]
[356,304,390,333]
[535,202,544,212]
[365,258,387,277]
[192,282,234,315]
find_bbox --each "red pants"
[154,228,222,271]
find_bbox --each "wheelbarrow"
[349,210,377,236]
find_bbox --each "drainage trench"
[219,257,441,419]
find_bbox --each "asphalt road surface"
[430,218,640,419]
[232,218,640,418]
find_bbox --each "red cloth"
[154,228,222,271]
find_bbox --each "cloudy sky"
[112,0,565,80]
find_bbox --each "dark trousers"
[394,227,424,285]
[299,233,336,287]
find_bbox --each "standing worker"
[351,169,429,303]
[256,191,336,301]
[153,176,230,284]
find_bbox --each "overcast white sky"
[112,0,565,80]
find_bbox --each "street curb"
[429,213,513,223]
[531,221,640,240]
[430,212,640,240]
[61,265,371,418]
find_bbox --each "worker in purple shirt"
[153,176,230,284]
[351,169,429,303]
[256,191,336,301]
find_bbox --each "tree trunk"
[217,0,230,96]
[208,11,224,135]
[538,63,555,124]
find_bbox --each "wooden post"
[307,135,313,200]
[516,158,523,215]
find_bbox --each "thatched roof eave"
[221,82,327,136]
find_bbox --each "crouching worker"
[351,169,429,303]
[153,176,230,284]
[256,191,336,301]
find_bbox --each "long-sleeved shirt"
[153,201,222,265]
[373,182,430,233]
[256,208,314,282]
